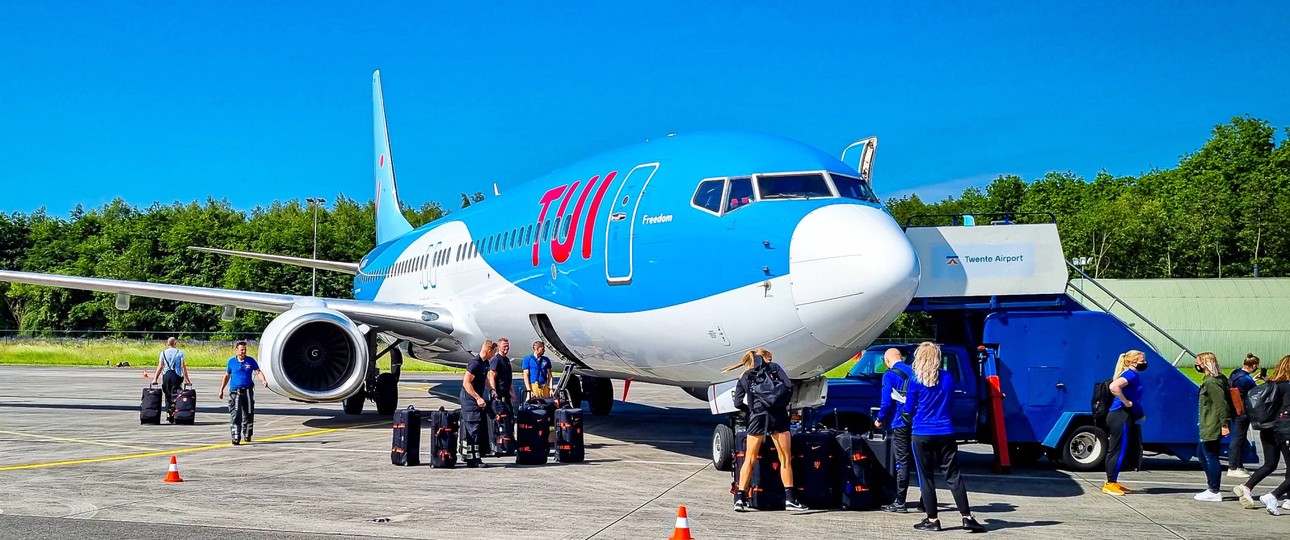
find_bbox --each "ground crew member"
[522,341,553,400]
[874,347,916,512]
[217,341,267,445]
[488,337,515,405]
[151,337,192,422]
[460,340,495,468]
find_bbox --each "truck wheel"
[1060,424,1107,471]
[342,391,365,415]
[712,424,735,471]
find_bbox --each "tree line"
[1,117,1287,338]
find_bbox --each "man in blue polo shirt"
[873,348,917,512]
[218,341,267,445]
[522,341,554,399]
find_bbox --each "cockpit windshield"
[830,172,880,203]
[757,172,833,200]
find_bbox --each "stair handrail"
[1065,261,1197,366]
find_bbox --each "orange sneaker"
[1114,482,1133,493]
[1102,482,1127,496]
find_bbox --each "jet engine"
[258,307,368,402]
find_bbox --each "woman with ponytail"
[1104,350,1147,495]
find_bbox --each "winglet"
[373,70,415,245]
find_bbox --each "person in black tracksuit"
[902,342,984,533]
[727,348,806,511]
[151,337,193,423]
[1241,355,1290,515]
[460,340,496,468]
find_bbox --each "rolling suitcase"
[488,399,516,457]
[428,406,459,468]
[515,400,550,465]
[790,429,837,509]
[140,385,163,425]
[862,430,897,506]
[554,407,585,463]
[731,430,786,510]
[833,431,875,509]
[391,406,422,466]
[172,385,197,425]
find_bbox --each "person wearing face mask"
[1103,350,1147,496]
[1193,352,1232,502]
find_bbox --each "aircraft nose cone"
[789,204,920,348]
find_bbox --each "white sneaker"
[1260,493,1281,516]
[1234,485,1256,509]
[1282,500,1290,511]
[1227,468,1251,478]
[1194,490,1223,502]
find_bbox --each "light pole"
[305,197,326,296]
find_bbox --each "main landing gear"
[551,363,613,416]
[343,341,403,416]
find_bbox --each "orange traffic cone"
[668,505,693,540]
[162,455,184,483]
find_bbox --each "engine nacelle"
[259,307,368,402]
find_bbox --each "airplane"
[0,71,921,429]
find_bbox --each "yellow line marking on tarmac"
[0,421,387,472]
[0,430,159,451]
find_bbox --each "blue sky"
[1,2,1287,215]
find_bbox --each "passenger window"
[692,179,725,214]
[725,178,754,213]
[560,215,572,239]
[543,220,552,242]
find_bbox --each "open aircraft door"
[840,137,878,186]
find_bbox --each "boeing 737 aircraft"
[0,72,920,430]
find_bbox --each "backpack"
[1091,379,1113,425]
[747,357,791,413]
[892,369,913,425]
[1247,381,1282,428]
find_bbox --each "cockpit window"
[692,179,725,214]
[757,172,832,199]
[831,172,879,203]
[725,177,754,213]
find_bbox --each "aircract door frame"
[604,162,659,285]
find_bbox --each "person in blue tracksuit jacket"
[902,342,984,533]
[873,348,916,512]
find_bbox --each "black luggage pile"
[731,422,898,511]
[731,429,786,510]
[388,398,586,468]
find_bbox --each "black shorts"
[747,410,790,436]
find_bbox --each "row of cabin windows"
[356,215,578,282]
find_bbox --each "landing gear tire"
[389,348,403,381]
[375,372,398,416]
[565,374,583,408]
[342,391,365,415]
[585,376,614,416]
[1059,424,1107,472]
[712,423,735,471]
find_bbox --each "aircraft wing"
[0,270,454,338]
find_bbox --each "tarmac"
[0,365,1285,539]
